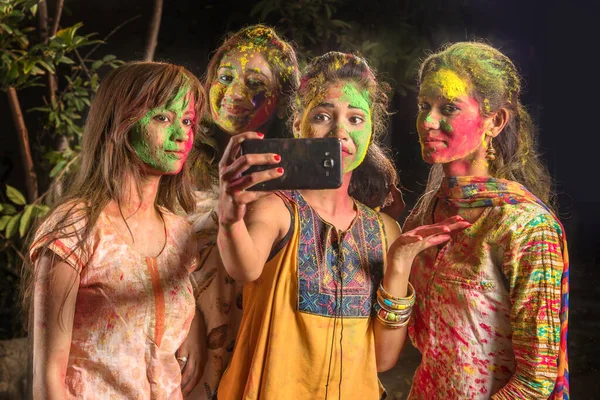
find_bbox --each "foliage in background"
[0,0,122,338]
[249,0,444,96]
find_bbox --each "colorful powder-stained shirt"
[187,186,244,400]
[218,191,386,399]
[30,205,198,399]
[405,201,566,399]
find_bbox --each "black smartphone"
[240,138,343,191]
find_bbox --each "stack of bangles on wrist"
[373,281,416,329]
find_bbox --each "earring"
[485,136,496,161]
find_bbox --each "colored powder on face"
[210,49,279,134]
[340,82,372,172]
[440,119,453,132]
[131,85,193,173]
[421,69,469,102]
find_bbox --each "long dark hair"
[292,51,398,209]
[22,61,207,324]
[411,42,554,224]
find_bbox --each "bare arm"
[373,213,406,371]
[178,310,206,397]
[216,132,287,282]
[32,255,79,400]
[218,195,289,282]
[374,215,472,372]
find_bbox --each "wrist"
[218,220,244,236]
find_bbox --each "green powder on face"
[131,85,192,172]
[340,82,372,173]
[440,119,453,132]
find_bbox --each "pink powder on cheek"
[420,97,486,163]
[244,91,278,131]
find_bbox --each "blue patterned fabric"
[282,191,386,318]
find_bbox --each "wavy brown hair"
[21,62,207,324]
[292,51,399,209]
[411,42,555,224]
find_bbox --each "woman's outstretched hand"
[388,215,472,271]
[217,132,283,226]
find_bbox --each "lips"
[165,150,187,160]
[342,146,353,155]
[421,137,446,146]
[221,103,250,115]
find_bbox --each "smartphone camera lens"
[323,158,335,168]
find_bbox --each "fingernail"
[257,132,264,138]
[274,154,281,162]
[277,167,284,173]
[455,215,464,220]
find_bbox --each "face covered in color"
[417,69,489,165]
[209,48,279,135]
[130,88,196,175]
[296,81,372,173]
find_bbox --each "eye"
[442,104,460,115]
[218,74,234,85]
[312,113,331,123]
[154,114,170,123]
[246,78,266,89]
[349,115,365,125]
[182,118,194,127]
[417,102,431,112]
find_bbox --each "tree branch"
[83,14,142,60]
[6,88,38,202]
[37,0,57,107]
[50,0,64,37]
[0,233,26,265]
[143,0,163,61]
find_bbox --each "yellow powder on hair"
[422,69,469,101]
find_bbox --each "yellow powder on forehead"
[422,69,469,101]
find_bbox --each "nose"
[329,122,349,140]
[224,80,245,102]
[421,110,442,130]
[172,121,190,142]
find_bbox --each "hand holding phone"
[217,132,283,226]
[240,138,343,191]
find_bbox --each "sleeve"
[29,204,91,273]
[492,212,564,399]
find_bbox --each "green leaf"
[30,3,37,16]
[33,204,50,217]
[6,185,26,205]
[5,213,22,239]
[19,204,33,237]
[59,56,75,64]
[102,54,116,62]
[0,23,13,34]
[0,215,11,231]
[37,60,55,73]
[0,203,17,215]
[91,60,103,70]
[49,159,68,177]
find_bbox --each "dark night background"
[1,0,599,397]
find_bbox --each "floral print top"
[405,201,565,399]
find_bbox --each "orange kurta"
[218,191,386,400]
[31,206,198,399]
